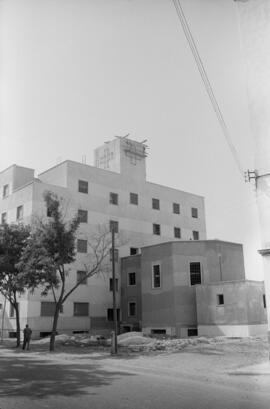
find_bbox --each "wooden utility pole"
[235,0,270,348]
[111,227,118,354]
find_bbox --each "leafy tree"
[18,191,113,351]
[0,223,30,346]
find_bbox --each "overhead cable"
[172,0,244,177]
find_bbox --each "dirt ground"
[1,335,270,409]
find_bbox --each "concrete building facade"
[0,137,206,338]
[121,240,267,337]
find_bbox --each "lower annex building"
[0,137,207,338]
[121,240,267,338]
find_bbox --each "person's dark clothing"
[22,326,32,350]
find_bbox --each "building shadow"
[0,353,135,398]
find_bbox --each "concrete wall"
[121,240,249,336]
[0,139,206,337]
[0,165,34,196]
[196,280,267,337]
[121,254,141,330]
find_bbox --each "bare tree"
[18,191,117,351]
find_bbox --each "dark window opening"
[73,330,89,334]
[77,239,87,253]
[16,205,23,221]
[1,212,7,224]
[217,294,224,305]
[74,302,89,316]
[174,227,181,238]
[173,203,180,214]
[110,220,119,233]
[263,294,267,309]
[130,247,139,255]
[78,180,88,194]
[153,223,161,235]
[128,302,136,317]
[190,262,201,286]
[78,209,88,223]
[107,308,120,321]
[191,207,198,218]
[192,231,199,240]
[3,184,9,198]
[153,264,161,288]
[151,329,166,335]
[109,192,118,205]
[188,328,198,337]
[128,272,136,286]
[130,193,138,205]
[152,198,160,210]
[77,270,87,285]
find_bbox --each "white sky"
[0,0,263,279]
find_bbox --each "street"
[0,341,270,409]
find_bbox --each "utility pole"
[111,227,118,354]
[235,0,270,350]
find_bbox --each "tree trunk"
[15,303,20,347]
[49,303,61,352]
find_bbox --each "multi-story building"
[0,137,206,338]
[121,240,267,337]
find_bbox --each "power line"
[172,0,244,177]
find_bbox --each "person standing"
[22,324,32,350]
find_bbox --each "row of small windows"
[1,208,199,243]
[151,262,201,289]
[78,180,198,217]
[5,293,267,320]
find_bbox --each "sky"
[0,0,263,279]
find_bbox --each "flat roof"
[140,239,243,250]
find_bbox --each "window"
[78,209,88,223]
[77,270,87,285]
[130,247,139,255]
[263,294,266,309]
[188,328,198,337]
[40,302,61,317]
[16,205,23,221]
[153,223,161,235]
[128,302,136,317]
[152,198,160,210]
[190,262,201,286]
[0,303,2,310]
[107,308,120,321]
[10,304,15,318]
[174,227,181,238]
[47,207,52,217]
[130,192,138,205]
[74,302,89,316]
[1,212,7,224]
[3,184,9,198]
[110,220,119,233]
[109,192,118,205]
[77,239,87,253]
[217,294,224,305]
[109,278,119,292]
[192,231,199,240]
[173,203,180,214]
[152,264,161,288]
[151,329,166,335]
[78,180,88,194]
[110,248,119,262]
[191,207,198,218]
[128,272,136,286]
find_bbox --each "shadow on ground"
[0,347,135,398]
